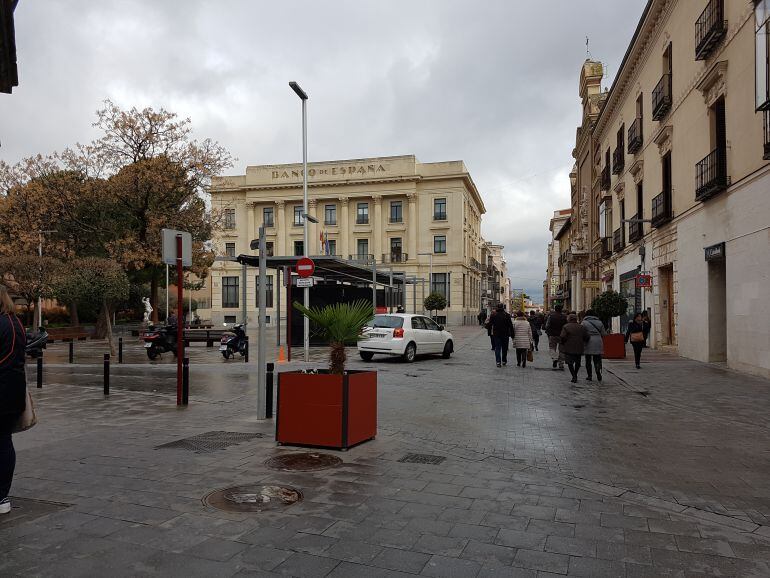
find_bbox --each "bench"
[183,329,228,347]
[47,327,90,343]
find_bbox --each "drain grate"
[204,484,302,512]
[156,431,264,454]
[265,452,342,472]
[398,453,446,465]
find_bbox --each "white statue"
[142,297,153,323]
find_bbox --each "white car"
[358,314,454,362]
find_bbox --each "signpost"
[162,228,191,406]
[296,277,314,288]
[296,257,315,278]
[635,274,653,289]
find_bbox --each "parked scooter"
[142,324,178,360]
[25,327,49,358]
[220,324,247,359]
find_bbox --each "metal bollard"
[182,357,189,405]
[266,362,274,418]
[36,353,43,389]
[244,337,249,363]
[103,354,110,395]
[68,341,74,364]
[118,337,123,364]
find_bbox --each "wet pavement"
[3,326,770,576]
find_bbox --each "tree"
[0,255,62,325]
[423,293,447,318]
[591,289,628,332]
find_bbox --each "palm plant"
[293,300,373,374]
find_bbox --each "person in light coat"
[512,311,533,368]
[581,309,607,382]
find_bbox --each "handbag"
[527,348,534,363]
[13,389,37,433]
[629,331,645,343]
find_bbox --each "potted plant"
[276,300,377,450]
[591,289,629,359]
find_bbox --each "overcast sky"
[1,0,647,299]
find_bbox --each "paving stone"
[424,482,465,496]
[413,533,469,557]
[185,536,249,562]
[512,504,556,521]
[512,549,569,574]
[289,532,338,555]
[573,524,624,543]
[477,565,537,578]
[647,519,701,537]
[600,513,649,532]
[406,518,454,535]
[526,519,575,537]
[421,554,482,577]
[496,528,547,551]
[450,522,500,543]
[481,512,530,531]
[568,556,626,577]
[272,552,340,577]
[673,535,735,557]
[439,508,487,524]
[595,541,653,565]
[327,561,412,578]
[239,528,297,548]
[544,535,596,557]
[368,528,421,550]
[370,547,431,573]
[239,546,294,571]
[461,539,518,566]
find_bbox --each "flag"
[320,230,324,254]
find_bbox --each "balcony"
[695,148,728,202]
[764,111,770,160]
[628,214,643,243]
[348,253,374,264]
[601,237,612,259]
[652,73,672,121]
[355,217,369,225]
[612,147,625,175]
[600,165,611,191]
[695,0,727,61]
[613,228,624,253]
[627,117,643,154]
[382,253,408,264]
[651,191,672,228]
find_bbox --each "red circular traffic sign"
[296,257,315,278]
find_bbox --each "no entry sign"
[296,257,315,278]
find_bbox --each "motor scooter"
[220,324,247,359]
[25,327,49,358]
[142,324,178,360]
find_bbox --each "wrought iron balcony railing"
[651,191,672,228]
[627,117,643,154]
[628,214,643,243]
[348,253,374,264]
[695,147,728,202]
[652,73,672,121]
[613,228,624,253]
[601,237,612,259]
[695,0,727,61]
[600,164,611,191]
[382,253,408,264]
[612,147,625,175]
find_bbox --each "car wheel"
[402,342,416,363]
[442,340,453,359]
[359,351,374,361]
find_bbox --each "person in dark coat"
[545,305,567,370]
[560,314,589,383]
[488,303,513,367]
[0,285,27,515]
[528,311,543,351]
[581,309,607,381]
[477,309,487,327]
[625,312,651,369]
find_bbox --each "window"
[294,241,304,256]
[222,276,239,308]
[620,199,626,240]
[598,203,609,239]
[293,206,304,226]
[356,239,369,258]
[423,317,441,331]
[431,273,449,304]
[255,275,274,308]
[433,198,447,220]
[327,240,336,255]
[636,182,643,219]
[224,208,236,230]
[434,235,447,254]
[390,201,402,223]
[265,242,274,257]
[225,242,236,257]
[324,204,336,225]
[758,1,770,110]
[390,238,402,261]
[224,315,237,324]
[356,202,369,224]
[411,317,426,330]
[263,207,274,227]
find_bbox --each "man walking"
[560,314,589,383]
[488,303,513,368]
[477,309,487,327]
[528,310,542,351]
[544,304,567,370]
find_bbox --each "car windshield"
[371,315,404,329]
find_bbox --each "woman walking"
[512,311,533,367]
[560,314,589,383]
[625,312,650,369]
[581,309,606,381]
[0,285,27,515]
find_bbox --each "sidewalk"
[2,326,770,576]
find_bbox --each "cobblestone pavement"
[2,326,770,576]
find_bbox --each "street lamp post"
[37,229,57,329]
[418,252,433,294]
[289,81,310,362]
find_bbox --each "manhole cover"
[398,453,446,465]
[204,484,302,512]
[155,431,264,454]
[265,452,343,472]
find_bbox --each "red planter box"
[602,333,626,359]
[276,370,377,450]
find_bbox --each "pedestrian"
[512,311,533,367]
[0,284,27,515]
[560,314,589,383]
[581,308,607,381]
[625,312,651,369]
[478,309,487,327]
[167,312,177,327]
[528,310,542,351]
[544,304,567,370]
[488,303,513,367]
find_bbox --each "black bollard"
[266,362,274,418]
[103,354,110,395]
[36,353,43,389]
[182,357,189,405]
[118,337,123,364]
[68,340,74,364]
[244,337,249,363]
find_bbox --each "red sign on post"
[635,274,652,288]
[296,257,315,278]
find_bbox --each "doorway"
[658,265,675,346]
[707,259,727,362]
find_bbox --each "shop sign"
[704,242,725,262]
[635,274,652,288]
[582,280,602,289]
